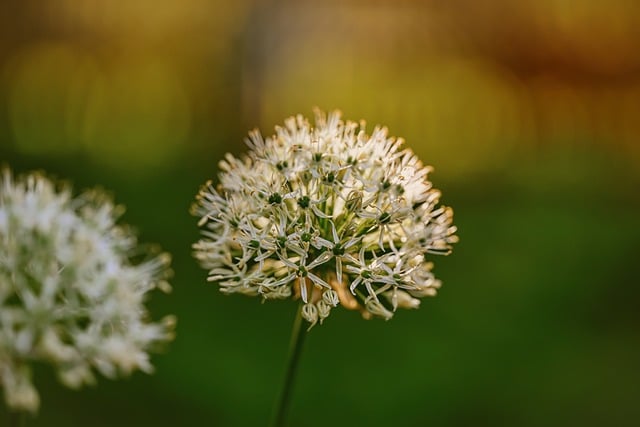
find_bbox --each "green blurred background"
[1,0,639,426]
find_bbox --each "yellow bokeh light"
[82,58,191,171]
[4,43,191,172]
[5,42,97,154]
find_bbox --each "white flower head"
[192,109,457,326]
[0,169,175,413]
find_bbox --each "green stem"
[269,304,308,427]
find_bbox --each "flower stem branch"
[270,304,308,427]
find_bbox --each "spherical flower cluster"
[0,169,175,413]
[192,110,458,327]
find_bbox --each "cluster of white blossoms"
[0,169,175,413]
[193,110,458,327]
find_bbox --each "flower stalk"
[270,304,308,427]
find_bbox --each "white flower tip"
[396,292,421,309]
[2,367,41,413]
[322,289,340,307]
[162,315,178,330]
[425,288,438,297]
[365,299,394,321]
[59,365,95,389]
[301,303,318,329]
[317,300,331,324]
[157,280,172,293]
[197,215,209,227]
[158,252,172,265]
[7,384,40,413]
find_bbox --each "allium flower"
[0,169,175,413]
[192,109,457,327]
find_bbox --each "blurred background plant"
[0,0,638,426]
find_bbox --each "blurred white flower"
[192,109,457,326]
[0,169,175,413]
